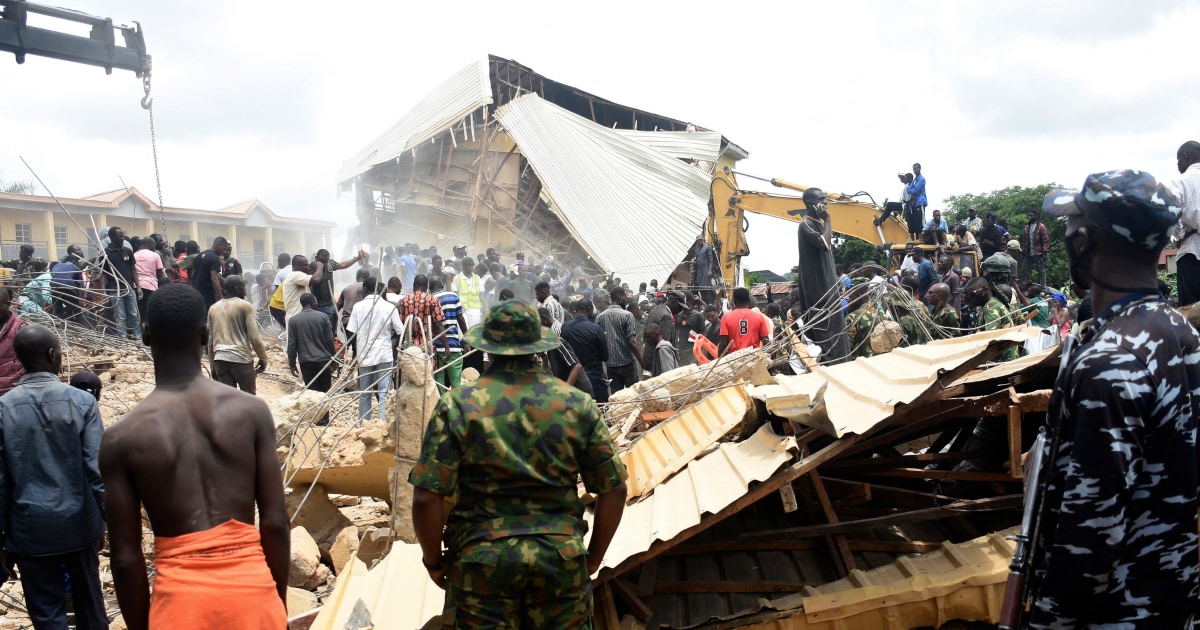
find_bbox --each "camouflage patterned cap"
[982,253,1012,277]
[463,299,560,356]
[1043,169,1181,251]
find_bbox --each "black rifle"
[998,336,1073,629]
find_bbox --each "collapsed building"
[292,324,1055,630]
[0,55,1069,630]
[336,54,748,284]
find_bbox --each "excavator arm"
[707,169,910,295]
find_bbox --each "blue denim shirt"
[0,372,105,556]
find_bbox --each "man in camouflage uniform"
[410,300,629,629]
[1025,170,1200,628]
[967,254,1019,360]
[845,286,884,359]
[0,244,36,287]
[925,283,960,338]
[888,293,930,347]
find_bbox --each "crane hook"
[141,72,153,110]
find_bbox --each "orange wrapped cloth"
[150,519,286,629]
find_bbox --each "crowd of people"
[1,153,1199,628]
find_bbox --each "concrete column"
[264,227,274,267]
[229,224,239,260]
[298,231,307,259]
[189,221,199,243]
[42,210,57,260]
[95,214,108,252]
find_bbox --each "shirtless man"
[100,283,288,629]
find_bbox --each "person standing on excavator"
[905,163,928,241]
[793,188,850,364]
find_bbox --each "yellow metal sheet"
[309,542,445,630]
[588,423,796,573]
[622,384,751,500]
[731,528,1016,630]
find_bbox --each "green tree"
[832,236,886,271]
[745,271,767,285]
[944,183,1070,288]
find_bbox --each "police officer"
[410,300,628,628]
[1027,171,1200,628]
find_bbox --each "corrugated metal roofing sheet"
[715,528,1017,630]
[752,327,1041,438]
[336,58,493,183]
[796,527,1016,629]
[309,542,444,630]
[587,424,797,574]
[495,94,712,284]
[613,129,724,163]
[622,385,750,500]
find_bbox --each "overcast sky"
[3,0,1195,278]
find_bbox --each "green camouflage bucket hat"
[464,300,560,356]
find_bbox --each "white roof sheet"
[495,94,711,283]
[336,58,493,183]
[613,129,723,163]
[753,326,1042,438]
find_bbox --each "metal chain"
[142,73,166,236]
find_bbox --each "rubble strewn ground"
[0,312,1042,629]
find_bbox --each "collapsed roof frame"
[338,55,747,284]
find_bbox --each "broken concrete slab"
[269,389,331,442]
[606,347,767,421]
[356,526,393,568]
[329,525,360,575]
[289,526,331,590]
[287,484,355,555]
[285,422,394,500]
[287,586,320,616]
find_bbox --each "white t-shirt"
[347,295,405,366]
[271,265,292,293]
[283,270,313,323]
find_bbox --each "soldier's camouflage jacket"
[979,295,1018,361]
[846,304,883,359]
[409,357,628,555]
[929,303,960,339]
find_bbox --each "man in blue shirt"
[913,249,938,298]
[0,325,106,629]
[50,245,85,321]
[921,208,949,246]
[397,244,418,296]
[904,162,928,241]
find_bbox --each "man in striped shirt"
[430,277,468,389]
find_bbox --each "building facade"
[0,188,335,270]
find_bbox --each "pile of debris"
[0,307,1055,630]
[307,326,1052,630]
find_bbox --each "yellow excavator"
[706,167,977,294]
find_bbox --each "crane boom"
[0,0,150,76]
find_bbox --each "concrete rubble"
[0,307,1051,630]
